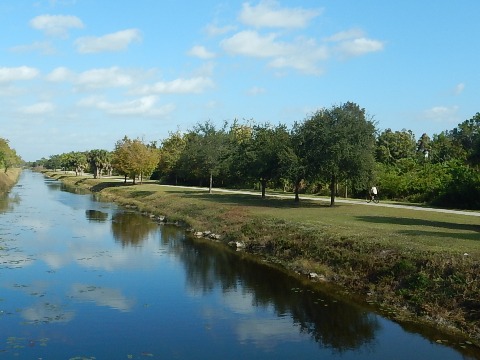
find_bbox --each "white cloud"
[423,105,459,124]
[454,83,465,95]
[335,37,384,57]
[221,31,327,74]
[75,29,141,54]
[30,14,84,38]
[239,0,322,28]
[78,95,175,117]
[0,66,39,82]
[205,23,237,36]
[221,30,284,58]
[20,102,56,115]
[76,67,134,89]
[326,29,384,58]
[9,41,56,55]
[247,86,266,95]
[188,45,216,59]
[135,76,214,94]
[324,28,365,42]
[46,66,75,82]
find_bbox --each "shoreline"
[0,168,22,194]
[42,171,480,347]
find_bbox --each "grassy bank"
[0,168,21,194]
[45,171,480,343]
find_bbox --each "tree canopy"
[298,102,376,205]
[34,103,480,209]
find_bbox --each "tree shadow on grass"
[355,216,480,234]
[89,182,134,192]
[167,190,332,209]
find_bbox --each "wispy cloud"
[76,67,134,89]
[30,14,84,38]
[326,29,384,58]
[9,41,56,55]
[219,3,382,75]
[205,23,237,36]
[75,29,141,53]
[454,82,465,95]
[46,66,75,82]
[20,102,56,115]
[78,95,175,117]
[188,45,216,59]
[221,31,327,74]
[0,66,39,83]
[423,105,460,125]
[239,0,322,28]
[247,86,266,95]
[135,76,214,95]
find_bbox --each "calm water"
[0,171,478,359]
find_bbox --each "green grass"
[43,171,480,342]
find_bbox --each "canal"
[0,170,478,359]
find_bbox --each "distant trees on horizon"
[29,103,480,209]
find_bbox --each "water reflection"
[178,238,379,352]
[68,283,135,312]
[0,191,20,213]
[85,209,109,222]
[111,212,159,246]
[0,171,477,360]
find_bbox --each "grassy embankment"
[45,171,480,343]
[0,168,21,194]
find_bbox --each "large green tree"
[112,137,159,184]
[299,102,376,206]
[157,131,186,185]
[281,122,309,202]
[236,123,290,199]
[177,121,229,193]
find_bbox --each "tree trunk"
[294,180,300,203]
[209,172,213,194]
[124,174,127,183]
[260,179,267,199]
[329,173,336,206]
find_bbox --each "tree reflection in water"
[0,192,20,214]
[111,212,159,246]
[85,209,109,222]
[177,237,380,352]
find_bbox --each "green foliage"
[87,149,111,178]
[156,131,186,184]
[432,162,480,209]
[298,102,376,205]
[112,136,159,184]
[376,129,416,165]
[236,123,291,198]
[0,138,22,172]
[34,106,480,209]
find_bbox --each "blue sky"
[1,0,479,161]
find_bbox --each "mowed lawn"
[105,179,480,257]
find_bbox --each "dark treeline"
[32,102,480,209]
